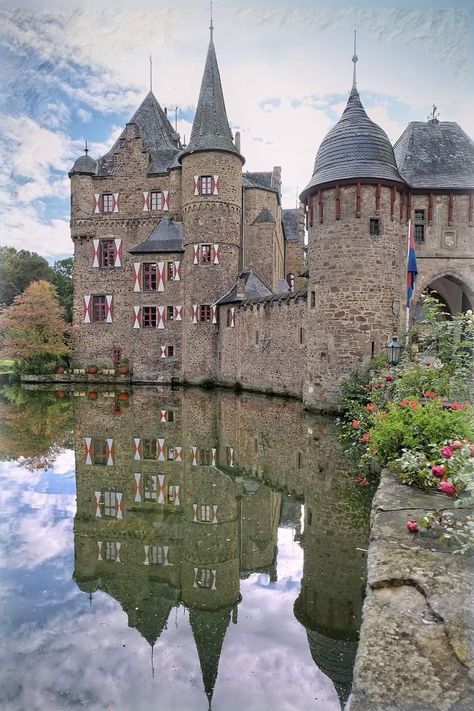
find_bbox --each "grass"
[0,359,14,374]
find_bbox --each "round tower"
[180,30,244,384]
[301,56,407,409]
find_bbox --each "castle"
[70,29,474,408]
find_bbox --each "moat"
[0,385,373,711]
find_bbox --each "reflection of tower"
[294,425,369,709]
[189,607,232,710]
[240,480,281,581]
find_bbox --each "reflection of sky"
[0,455,340,711]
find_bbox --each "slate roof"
[394,120,474,190]
[217,270,272,305]
[245,285,307,306]
[180,36,243,162]
[243,172,273,188]
[282,209,300,242]
[94,92,181,176]
[69,153,97,176]
[302,87,404,197]
[252,206,275,224]
[128,218,184,254]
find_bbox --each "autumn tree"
[0,280,71,373]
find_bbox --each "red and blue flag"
[406,219,418,307]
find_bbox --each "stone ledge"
[349,469,474,711]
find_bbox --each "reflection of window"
[103,490,117,517]
[105,541,118,560]
[142,439,157,460]
[199,504,212,522]
[195,568,215,589]
[198,449,212,466]
[150,545,165,565]
[144,474,158,500]
[92,438,107,465]
[112,347,122,366]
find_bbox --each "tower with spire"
[301,36,407,408]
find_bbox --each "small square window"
[102,194,114,213]
[142,306,157,328]
[200,305,211,322]
[150,191,162,211]
[369,218,380,236]
[200,244,212,264]
[200,176,213,196]
[414,210,425,243]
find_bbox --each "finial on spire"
[352,30,358,90]
[149,55,153,93]
[427,104,440,123]
[84,140,89,156]
[209,0,214,39]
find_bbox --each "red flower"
[441,445,453,459]
[351,419,361,429]
[355,476,369,486]
[365,384,372,392]
[449,402,467,410]
[451,440,463,450]
[406,519,419,533]
[401,398,419,410]
[360,433,371,443]
[385,373,394,382]
[374,382,382,389]
[423,390,437,399]
[364,403,377,412]
[431,464,446,478]
[438,480,456,496]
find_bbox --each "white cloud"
[76,107,92,123]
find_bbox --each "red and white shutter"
[211,305,217,324]
[191,446,198,466]
[230,307,235,328]
[94,491,102,517]
[193,245,199,265]
[212,175,219,195]
[212,244,220,264]
[97,541,103,561]
[193,503,198,522]
[212,505,218,524]
[84,437,92,465]
[157,474,165,504]
[112,193,119,213]
[228,447,235,467]
[174,305,182,321]
[211,448,217,466]
[173,260,181,281]
[92,239,100,268]
[115,541,122,564]
[162,190,170,211]
[116,492,124,520]
[172,485,180,506]
[105,295,113,323]
[106,439,114,466]
[134,472,142,502]
[133,438,141,460]
[174,447,183,462]
[160,345,167,358]
[157,438,165,461]
[143,545,150,565]
[192,305,198,324]
[133,306,141,329]
[142,191,150,211]
[193,176,200,196]
[157,305,166,330]
[160,409,168,422]
[133,263,142,292]
[114,238,122,267]
[157,261,165,292]
[94,194,101,214]
[83,295,92,324]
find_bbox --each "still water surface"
[0,385,373,711]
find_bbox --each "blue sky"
[0,0,473,259]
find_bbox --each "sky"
[0,0,473,260]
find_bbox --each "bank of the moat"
[0,385,372,710]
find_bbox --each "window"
[167,410,174,423]
[414,209,425,243]
[102,194,114,213]
[167,305,174,321]
[92,438,108,465]
[150,191,162,211]
[142,306,157,328]
[287,273,295,292]
[307,509,312,526]
[167,262,174,281]
[200,244,212,264]
[226,309,233,327]
[100,239,115,267]
[310,291,316,309]
[255,330,259,345]
[144,474,158,500]
[142,439,157,460]
[200,304,211,322]
[198,449,212,466]
[105,541,118,561]
[200,176,213,195]
[369,218,380,236]
[167,345,175,358]
[92,295,107,323]
[299,326,304,345]
[199,505,212,522]
[297,451,303,469]
[167,447,175,461]
[149,545,165,565]
[195,568,215,589]
[143,263,157,291]
[104,490,117,517]
[112,347,122,366]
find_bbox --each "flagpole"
[405,218,411,344]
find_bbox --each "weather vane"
[352,30,358,89]
[428,104,440,122]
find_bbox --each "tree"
[0,280,71,372]
[51,257,73,322]
[0,246,54,306]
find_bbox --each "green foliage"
[0,246,53,306]
[337,366,370,415]
[369,400,474,467]
[51,258,73,323]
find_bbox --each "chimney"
[272,166,282,196]
[298,201,305,241]
[236,273,246,300]
[164,107,167,116]
[235,131,241,153]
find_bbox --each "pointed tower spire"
[352,30,358,91]
[180,28,243,161]
[189,607,231,709]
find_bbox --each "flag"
[406,219,418,307]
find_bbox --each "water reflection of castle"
[73,388,368,708]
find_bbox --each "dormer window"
[200,176,213,195]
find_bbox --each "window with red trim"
[143,263,157,291]
[102,194,114,213]
[200,244,212,264]
[100,239,115,267]
[142,306,157,328]
[150,191,162,211]
[200,305,211,323]
[92,295,107,322]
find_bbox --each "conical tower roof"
[97,91,181,175]
[189,607,231,708]
[180,35,243,162]
[301,87,404,197]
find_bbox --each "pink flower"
[351,420,361,429]
[375,382,382,389]
[355,476,369,486]
[385,373,394,382]
[451,440,463,450]
[431,464,446,478]
[406,519,419,533]
[441,445,453,459]
[364,403,376,412]
[438,480,456,496]
[423,390,437,399]
[360,433,371,443]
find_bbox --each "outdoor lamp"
[386,336,401,365]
